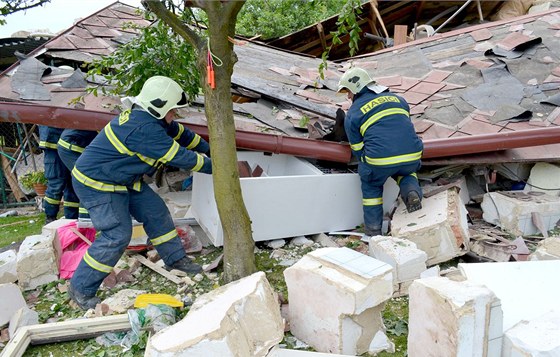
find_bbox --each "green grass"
[0,213,45,249]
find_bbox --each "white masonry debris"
[16,234,59,290]
[407,277,503,357]
[8,306,39,338]
[529,237,560,260]
[459,261,560,332]
[368,236,428,297]
[0,249,18,284]
[284,247,393,355]
[525,162,560,196]
[41,218,76,239]
[391,189,470,266]
[502,310,560,357]
[0,283,28,327]
[481,191,560,236]
[101,289,147,314]
[145,271,283,357]
[267,347,353,357]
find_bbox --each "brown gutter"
[2,102,560,163]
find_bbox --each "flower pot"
[33,183,47,197]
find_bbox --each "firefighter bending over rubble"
[68,76,212,310]
[337,67,424,237]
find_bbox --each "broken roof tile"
[473,41,494,52]
[509,24,525,32]
[432,59,466,68]
[441,82,467,91]
[400,91,432,105]
[456,115,474,130]
[470,28,493,42]
[418,123,456,140]
[460,118,503,134]
[496,32,536,51]
[269,67,292,76]
[375,75,401,87]
[412,119,433,133]
[423,70,452,84]
[473,109,497,117]
[544,75,560,83]
[44,36,77,50]
[409,81,445,95]
[410,104,428,116]
[392,77,419,91]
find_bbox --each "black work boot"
[405,191,422,213]
[45,216,56,225]
[68,283,101,310]
[165,257,202,274]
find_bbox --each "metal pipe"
[2,102,560,163]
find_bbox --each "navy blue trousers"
[57,147,89,219]
[70,179,186,296]
[43,149,78,219]
[359,161,422,231]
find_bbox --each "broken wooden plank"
[1,314,130,357]
[1,156,26,202]
[393,25,408,46]
[133,255,183,284]
[69,227,93,246]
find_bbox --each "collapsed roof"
[0,2,559,165]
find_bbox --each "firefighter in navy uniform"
[38,126,80,223]
[57,129,98,220]
[337,67,424,237]
[68,76,212,310]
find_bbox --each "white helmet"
[135,76,188,119]
[337,67,375,94]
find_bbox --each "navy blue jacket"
[73,109,211,192]
[344,88,423,167]
[58,129,98,154]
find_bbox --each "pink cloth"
[57,221,96,279]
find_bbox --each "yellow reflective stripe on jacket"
[159,141,180,164]
[350,142,364,151]
[79,207,89,214]
[136,154,156,166]
[63,201,80,208]
[58,139,85,153]
[363,197,383,206]
[151,229,177,246]
[191,154,204,172]
[132,181,142,192]
[360,108,409,136]
[396,172,418,185]
[84,251,112,273]
[173,124,185,141]
[39,141,58,149]
[44,196,61,205]
[105,124,134,156]
[186,134,201,150]
[72,168,127,192]
[364,150,423,166]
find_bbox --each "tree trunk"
[145,0,256,283]
[203,16,257,282]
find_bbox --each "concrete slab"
[459,261,560,332]
[502,310,560,357]
[0,249,18,284]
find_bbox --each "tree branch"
[1,0,51,17]
[223,0,245,20]
[141,0,204,51]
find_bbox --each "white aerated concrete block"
[17,235,59,290]
[284,247,393,355]
[146,272,283,357]
[267,347,352,357]
[0,283,27,327]
[391,189,469,266]
[41,218,76,239]
[459,261,560,333]
[502,311,560,357]
[369,236,427,296]
[8,306,38,338]
[529,237,560,261]
[0,249,18,284]
[481,191,560,236]
[408,277,503,357]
